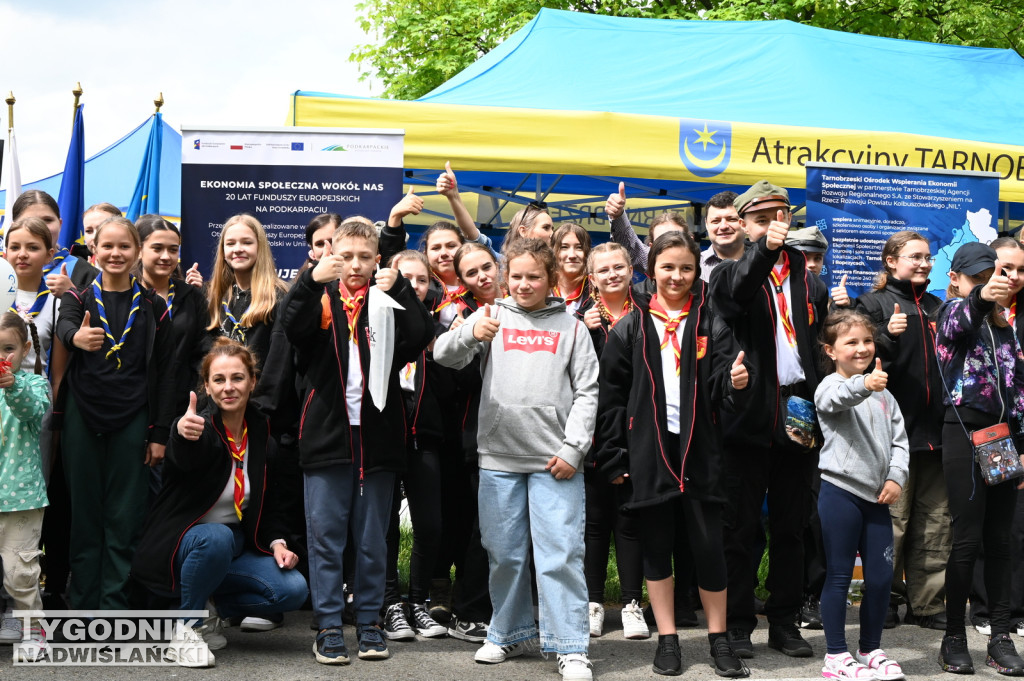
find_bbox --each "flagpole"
[5,92,13,131]
[154,92,164,113]
[72,81,82,123]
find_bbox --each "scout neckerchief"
[1006,299,1016,328]
[41,248,70,277]
[225,421,248,520]
[145,278,175,321]
[10,279,49,318]
[92,273,141,370]
[770,252,798,348]
[339,281,368,340]
[433,277,466,316]
[600,294,632,329]
[649,293,693,376]
[222,286,250,342]
[553,279,585,306]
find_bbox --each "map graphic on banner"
[181,127,404,279]
[805,164,1001,298]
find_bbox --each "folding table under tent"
[288,8,1024,234]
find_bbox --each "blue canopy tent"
[290,8,1024,230]
[0,115,182,222]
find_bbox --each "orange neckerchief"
[649,293,693,376]
[434,280,467,315]
[225,421,248,521]
[602,295,633,329]
[553,280,585,305]
[339,282,368,340]
[770,252,797,347]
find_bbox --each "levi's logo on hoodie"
[502,328,561,353]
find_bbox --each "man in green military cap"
[709,179,829,660]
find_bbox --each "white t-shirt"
[13,289,58,374]
[772,273,805,386]
[652,310,683,435]
[399,361,416,393]
[199,445,250,526]
[346,337,363,425]
[439,284,460,328]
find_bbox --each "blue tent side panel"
[0,116,182,219]
[417,8,1024,148]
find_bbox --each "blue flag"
[126,113,163,222]
[57,104,86,248]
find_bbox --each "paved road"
[0,606,1004,679]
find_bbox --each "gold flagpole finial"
[5,92,13,131]
[72,82,83,110]
[154,92,164,113]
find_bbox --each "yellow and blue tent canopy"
[290,9,1024,226]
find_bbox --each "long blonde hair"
[207,214,286,330]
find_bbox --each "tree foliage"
[351,0,1024,100]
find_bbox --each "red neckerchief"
[602,295,632,329]
[649,293,693,376]
[434,278,467,315]
[1008,299,1017,328]
[338,282,368,340]
[225,421,248,521]
[554,280,585,305]
[769,252,797,347]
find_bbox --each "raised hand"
[73,310,105,352]
[437,161,459,198]
[887,302,907,336]
[605,182,626,220]
[864,358,888,392]
[177,391,205,441]
[730,350,748,390]
[830,274,850,306]
[388,187,424,225]
[473,304,501,342]
[765,210,790,251]
[185,262,203,288]
[982,272,1011,303]
[583,307,603,330]
[375,267,398,292]
[312,239,343,284]
[46,262,73,297]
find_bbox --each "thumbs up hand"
[730,350,748,390]
[830,274,851,307]
[185,262,204,288]
[864,357,888,392]
[177,391,206,441]
[46,262,74,297]
[605,182,627,220]
[375,267,398,293]
[473,304,501,342]
[73,309,106,352]
[312,239,344,284]
[389,187,424,225]
[887,302,908,336]
[765,210,790,251]
[437,161,459,198]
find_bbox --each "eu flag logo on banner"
[678,119,731,178]
[291,142,304,151]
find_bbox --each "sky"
[0,0,379,182]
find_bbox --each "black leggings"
[384,445,444,605]
[638,496,727,591]
[943,422,1020,637]
[583,472,644,604]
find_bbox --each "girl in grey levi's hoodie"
[434,239,598,675]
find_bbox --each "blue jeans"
[818,480,894,654]
[304,455,395,628]
[478,469,588,654]
[175,523,308,619]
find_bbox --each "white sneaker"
[1015,619,1024,637]
[0,611,23,643]
[976,620,992,636]
[164,624,216,668]
[855,648,905,680]
[14,628,48,662]
[621,599,650,640]
[822,652,873,680]
[240,615,282,632]
[558,652,594,680]
[474,640,524,664]
[410,603,448,638]
[588,602,605,638]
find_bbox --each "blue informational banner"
[181,127,404,280]
[806,163,1000,298]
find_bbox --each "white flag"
[367,285,405,411]
[1,127,22,237]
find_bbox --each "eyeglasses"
[898,254,935,264]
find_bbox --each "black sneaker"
[727,629,754,659]
[429,579,453,625]
[410,603,447,638]
[653,634,682,676]
[382,603,415,641]
[313,628,350,665]
[711,636,750,678]
[448,616,488,643]
[907,611,948,630]
[800,596,823,630]
[884,605,900,629]
[939,634,974,674]
[767,623,813,657]
[356,624,390,660]
[988,634,1024,676]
